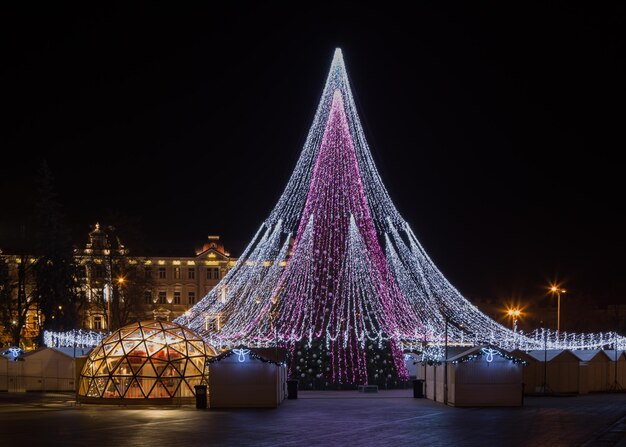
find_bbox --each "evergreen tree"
[32,161,83,333]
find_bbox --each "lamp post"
[507,308,522,332]
[103,283,111,330]
[550,285,566,334]
[541,325,548,394]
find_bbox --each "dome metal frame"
[78,320,215,401]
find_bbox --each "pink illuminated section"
[272,89,416,382]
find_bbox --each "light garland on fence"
[174,48,626,385]
[43,329,108,348]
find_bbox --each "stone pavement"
[2,390,626,446]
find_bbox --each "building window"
[145,291,153,304]
[158,291,167,304]
[158,267,166,279]
[188,292,196,305]
[145,267,152,279]
[206,268,211,280]
[214,268,220,280]
[95,265,104,278]
[207,268,220,280]
[174,291,181,305]
[174,267,181,280]
[94,316,102,330]
[188,268,195,280]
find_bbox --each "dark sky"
[1,2,624,304]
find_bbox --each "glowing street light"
[506,308,522,332]
[549,284,566,334]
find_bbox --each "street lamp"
[103,283,111,330]
[506,308,522,332]
[549,285,566,334]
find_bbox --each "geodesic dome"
[78,320,216,400]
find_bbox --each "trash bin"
[287,379,299,399]
[412,379,424,398]
[194,384,207,409]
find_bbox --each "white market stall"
[512,349,580,394]
[605,350,626,390]
[571,350,612,393]
[424,346,525,406]
[208,347,287,408]
[445,347,525,407]
[0,354,7,391]
[21,347,76,392]
[423,346,468,402]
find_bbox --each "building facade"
[0,223,236,347]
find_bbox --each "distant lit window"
[174,267,181,280]
[188,292,196,305]
[188,268,195,280]
[158,267,166,279]
[94,316,102,330]
[174,291,181,304]
[158,291,167,304]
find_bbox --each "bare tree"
[0,251,38,347]
[111,261,153,329]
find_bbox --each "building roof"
[570,350,612,362]
[196,235,230,257]
[52,347,94,358]
[20,346,75,360]
[603,350,626,361]
[525,349,577,362]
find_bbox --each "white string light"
[174,49,626,383]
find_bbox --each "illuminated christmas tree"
[176,49,626,385]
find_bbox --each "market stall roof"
[570,350,612,362]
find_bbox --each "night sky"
[1,3,624,306]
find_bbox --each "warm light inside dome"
[78,320,216,400]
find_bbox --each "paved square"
[2,390,626,446]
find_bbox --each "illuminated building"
[0,224,237,347]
